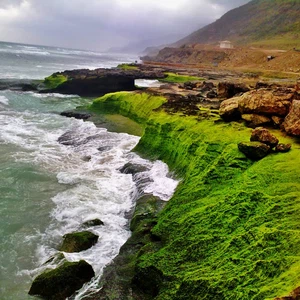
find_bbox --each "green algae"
[160,72,204,83]
[117,63,139,70]
[44,74,67,89]
[90,91,300,299]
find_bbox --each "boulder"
[238,142,270,160]
[238,88,294,116]
[275,144,291,153]
[119,162,149,175]
[272,116,284,127]
[60,110,91,120]
[219,97,240,121]
[250,127,279,148]
[82,219,104,227]
[217,82,249,99]
[60,231,98,253]
[28,260,94,300]
[283,100,300,136]
[241,114,271,127]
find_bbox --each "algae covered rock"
[238,141,270,160]
[241,114,271,127]
[60,231,98,252]
[28,260,95,300]
[250,127,279,148]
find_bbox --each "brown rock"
[241,114,271,127]
[219,97,240,121]
[283,100,300,136]
[275,143,291,153]
[250,127,279,148]
[217,82,250,99]
[238,88,295,116]
[238,141,270,160]
[272,116,284,127]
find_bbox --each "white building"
[220,41,234,49]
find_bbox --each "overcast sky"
[0,0,250,51]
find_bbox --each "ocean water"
[0,42,178,299]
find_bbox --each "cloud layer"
[0,0,250,51]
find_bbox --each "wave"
[0,95,9,105]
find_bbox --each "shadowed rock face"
[46,68,166,97]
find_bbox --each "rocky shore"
[21,63,300,299]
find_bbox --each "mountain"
[175,0,300,49]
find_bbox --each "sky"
[0,0,250,51]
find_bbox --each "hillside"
[175,0,300,49]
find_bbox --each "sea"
[0,41,178,299]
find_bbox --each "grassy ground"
[89,91,300,299]
[160,72,204,83]
[117,64,139,70]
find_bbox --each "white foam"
[135,79,163,88]
[27,92,79,99]
[0,95,9,105]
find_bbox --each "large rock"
[238,141,270,160]
[275,143,291,153]
[250,127,279,148]
[28,260,94,300]
[219,97,240,121]
[217,82,250,99]
[283,100,300,136]
[238,88,294,116]
[59,231,98,253]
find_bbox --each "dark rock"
[57,131,74,146]
[217,82,250,99]
[283,100,300,136]
[119,162,149,175]
[219,97,240,121]
[28,260,95,300]
[59,231,98,253]
[275,143,291,153]
[82,219,104,227]
[60,110,91,120]
[250,127,279,148]
[238,141,270,160]
[97,146,112,152]
[242,114,271,127]
[43,253,65,266]
[207,90,217,98]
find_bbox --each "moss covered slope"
[90,92,300,299]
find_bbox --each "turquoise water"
[0,42,178,299]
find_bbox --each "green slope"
[90,91,300,299]
[176,0,300,49]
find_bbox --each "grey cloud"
[0,0,251,51]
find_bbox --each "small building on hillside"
[220,41,234,49]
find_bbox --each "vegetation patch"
[160,72,204,83]
[89,91,300,299]
[44,74,68,89]
[117,63,139,70]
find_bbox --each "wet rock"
[217,82,250,99]
[43,253,65,266]
[97,146,112,152]
[242,114,271,127]
[238,141,270,160]
[59,231,98,253]
[250,127,279,148]
[60,110,91,120]
[57,131,74,146]
[238,88,294,116]
[283,100,300,136]
[28,260,94,300]
[119,162,149,175]
[219,97,240,121]
[275,143,291,153]
[82,219,104,227]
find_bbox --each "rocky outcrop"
[238,88,294,116]
[219,97,240,121]
[45,68,166,97]
[59,231,98,253]
[250,127,279,148]
[283,100,300,136]
[28,260,94,300]
[238,141,270,160]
